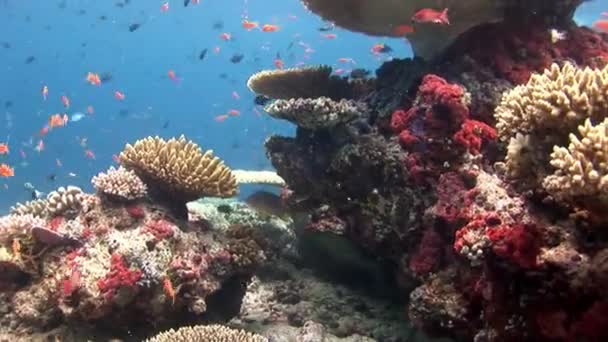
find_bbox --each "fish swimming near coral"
[244,190,289,218]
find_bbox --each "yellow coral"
[145,324,267,342]
[119,135,237,202]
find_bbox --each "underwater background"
[0,0,413,212]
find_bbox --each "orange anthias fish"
[262,24,280,32]
[338,57,356,64]
[160,2,169,12]
[114,91,126,101]
[322,33,337,39]
[215,114,229,122]
[87,105,95,114]
[61,95,70,108]
[593,19,608,33]
[220,32,232,41]
[42,85,48,101]
[168,70,181,82]
[84,149,95,159]
[393,24,415,36]
[412,8,450,25]
[274,58,284,69]
[86,72,101,86]
[49,113,68,128]
[0,143,8,154]
[0,163,14,177]
[242,20,258,30]
[228,109,240,116]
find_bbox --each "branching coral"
[145,324,267,342]
[264,97,364,129]
[543,118,608,205]
[495,63,608,211]
[119,135,238,203]
[10,186,84,218]
[92,166,147,201]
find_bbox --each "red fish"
[393,24,415,35]
[412,8,450,25]
[87,105,94,114]
[228,109,240,116]
[84,149,95,159]
[0,143,8,154]
[274,58,284,69]
[0,163,14,177]
[114,91,125,101]
[220,33,231,41]
[167,69,181,82]
[160,2,169,12]
[61,95,70,108]
[322,33,337,39]
[593,19,608,33]
[338,57,356,64]
[262,24,280,32]
[39,126,49,137]
[112,154,120,163]
[215,114,229,122]
[242,20,258,31]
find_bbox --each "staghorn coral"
[264,97,364,129]
[0,214,46,241]
[145,324,267,342]
[91,166,147,201]
[119,135,238,205]
[247,66,355,100]
[232,170,285,187]
[543,118,608,205]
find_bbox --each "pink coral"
[97,253,142,298]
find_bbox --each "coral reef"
[254,13,608,341]
[91,166,147,201]
[145,324,267,342]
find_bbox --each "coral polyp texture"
[264,97,364,129]
[496,63,608,212]
[145,324,267,342]
[91,166,147,201]
[0,165,264,338]
[119,135,238,203]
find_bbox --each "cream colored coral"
[543,118,608,201]
[46,186,84,216]
[119,135,238,201]
[496,62,608,141]
[233,170,285,187]
[145,324,267,342]
[247,66,334,99]
[10,198,48,217]
[0,214,46,242]
[92,166,147,200]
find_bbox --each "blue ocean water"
[0,0,603,213]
